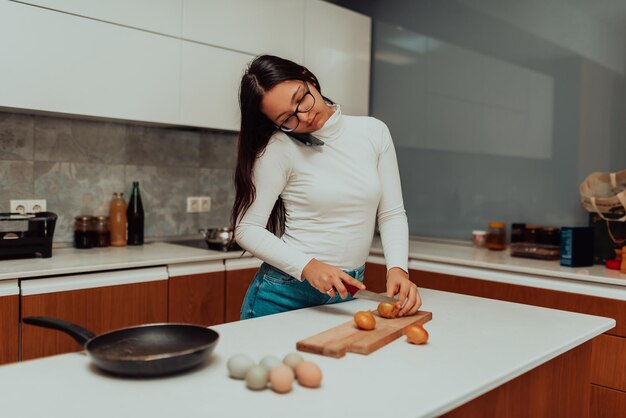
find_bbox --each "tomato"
[404,324,429,345]
[377,302,399,319]
[354,311,376,330]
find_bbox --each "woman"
[232,55,421,319]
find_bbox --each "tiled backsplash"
[0,111,237,243]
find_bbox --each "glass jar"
[486,222,506,251]
[524,225,543,244]
[472,230,487,248]
[92,215,110,247]
[540,227,561,247]
[74,215,96,249]
[511,223,526,243]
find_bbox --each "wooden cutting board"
[296,310,432,358]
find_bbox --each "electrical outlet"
[187,197,200,213]
[199,196,211,213]
[29,199,47,213]
[10,199,47,214]
[10,200,28,214]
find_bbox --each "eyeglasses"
[276,81,315,132]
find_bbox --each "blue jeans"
[240,262,365,320]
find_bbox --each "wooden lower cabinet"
[0,294,19,365]
[591,385,626,418]
[364,261,387,293]
[591,334,626,392]
[409,269,626,337]
[21,270,168,361]
[225,267,258,322]
[410,267,625,417]
[168,271,225,326]
[224,257,263,323]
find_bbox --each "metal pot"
[198,227,241,251]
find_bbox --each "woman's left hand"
[386,268,422,317]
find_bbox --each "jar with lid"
[511,223,526,243]
[92,215,110,247]
[524,225,543,244]
[539,227,561,247]
[486,222,507,251]
[472,230,487,248]
[74,215,96,249]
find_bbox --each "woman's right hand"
[301,258,365,299]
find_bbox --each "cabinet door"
[21,268,168,360]
[18,0,183,36]
[168,261,225,326]
[225,258,263,322]
[0,1,180,125]
[304,0,371,116]
[180,41,253,130]
[182,0,305,63]
[0,281,19,365]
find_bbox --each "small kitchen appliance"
[0,212,57,260]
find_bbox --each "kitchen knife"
[343,283,398,304]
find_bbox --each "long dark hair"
[231,55,333,237]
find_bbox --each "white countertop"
[0,242,251,280]
[0,289,614,418]
[370,237,626,288]
[2,236,625,300]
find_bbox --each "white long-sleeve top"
[235,104,409,280]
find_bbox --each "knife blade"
[343,283,397,304]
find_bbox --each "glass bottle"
[486,222,507,251]
[126,181,144,245]
[109,192,127,247]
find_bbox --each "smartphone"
[285,131,325,146]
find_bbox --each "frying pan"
[23,317,219,377]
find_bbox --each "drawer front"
[590,385,626,418]
[592,334,626,391]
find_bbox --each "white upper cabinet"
[0,1,180,124]
[180,41,253,130]
[182,0,305,63]
[304,0,371,116]
[1,0,371,128]
[17,0,183,36]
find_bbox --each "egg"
[295,361,323,388]
[259,355,282,372]
[245,365,269,390]
[269,364,295,394]
[283,352,304,370]
[227,354,255,379]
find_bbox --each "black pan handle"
[23,316,96,346]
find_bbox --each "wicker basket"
[580,170,626,221]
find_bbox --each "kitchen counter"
[2,236,625,295]
[370,237,626,288]
[0,242,252,280]
[0,289,614,418]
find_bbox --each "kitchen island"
[0,289,614,418]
